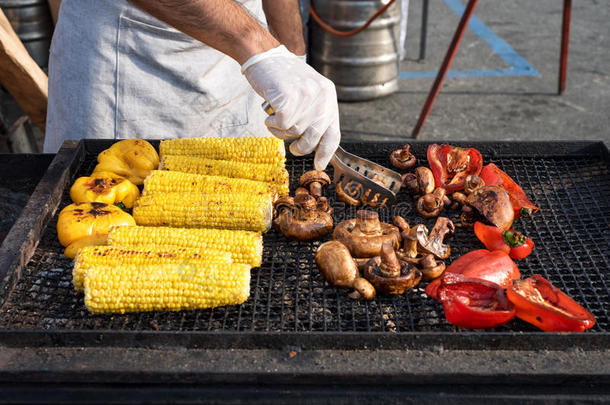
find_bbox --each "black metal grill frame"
[0,139,608,350]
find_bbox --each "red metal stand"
[412,0,573,139]
[412,0,479,139]
[559,0,572,95]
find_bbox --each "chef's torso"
[44,0,269,153]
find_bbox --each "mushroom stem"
[355,210,382,235]
[379,242,401,278]
[309,182,322,198]
[393,216,410,233]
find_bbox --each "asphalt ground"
[334,0,610,145]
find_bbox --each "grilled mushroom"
[415,254,446,281]
[417,187,450,218]
[464,175,485,195]
[362,242,422,295]
[402,166,435,196]
[273,193,333,241]
[315,241,376,300]
[333,210,401,258]
[390,144,417,170]
[466,185,514,230]
[316,196,333,215]
[300,170,331,199]
[416,217,454,260]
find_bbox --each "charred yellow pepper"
[92,139,159,185]
[70,171,140,208]
[57,202,136,259]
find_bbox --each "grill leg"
[419,0,429,61]
[558,0,572,95]
[412,0,479,139]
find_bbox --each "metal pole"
[419,0,429,61]
[412,0,479,139]
[558,0,572,95]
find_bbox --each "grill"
[0,140,608,341]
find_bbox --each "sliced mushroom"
[315,241,376,300]
[417,187,449,218]
[336,180,361,206]
[466,185,514,230]
[273,193,333,241]
[416,216,454,260]
[333,210,401,258]
[363,242,422,295]
[402,166,435,196]
[300,170,331,199]
[390,144,417,170]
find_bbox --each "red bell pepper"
[474,221,534,260]
[506,275,596,332]
[427,144,483,193]
[426,249,520,300]
[438,273,516,329]
[480,163,539,218]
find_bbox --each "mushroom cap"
[390,144,417,171]
[419,254,446,281]
[274,201,333,241]
[273,195,295,216]
[417,193,443,218]
[333,215,401,258]
[363,260,422,295]
[464,175,485,194]
[300,170,331,187]
[416,167,435,195]
[467,185,514,230]
[315,241,359,288]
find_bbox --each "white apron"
[44,0,270,153]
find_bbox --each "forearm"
[262,0,306,56]
[127,0,279,64]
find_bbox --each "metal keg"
[309,0,401,101]
[0,0,53,67]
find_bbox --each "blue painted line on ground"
[399,0,539,79]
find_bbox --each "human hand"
[242,46,340,170]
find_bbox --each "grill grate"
[0,143,608,333]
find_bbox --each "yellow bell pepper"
[92,139,159,185]
[69,171,140,208]
[57,202,136,259]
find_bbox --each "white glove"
[242,45,340,170]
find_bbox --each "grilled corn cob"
[133,192,273,232]
[84,262,251,314]
[73,245,233,292]
[107,226,263,267]
[143,170,277,200]
[159,155,289,196]
[159,136,285,165]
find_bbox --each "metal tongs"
[263,102,402,207]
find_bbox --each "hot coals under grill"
[0,142,608,334]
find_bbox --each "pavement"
[1,0,608,151]
[335,0,610,145]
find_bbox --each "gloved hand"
[242,45,340,170]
